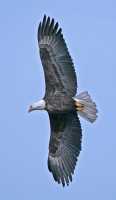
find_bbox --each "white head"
[28,99,46,112]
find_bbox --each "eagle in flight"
[28,15,98,186]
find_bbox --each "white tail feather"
[73,91,98,123]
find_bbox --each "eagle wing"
[48,111,82,186]
[38,15,77,97]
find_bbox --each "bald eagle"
[28,15,98,186]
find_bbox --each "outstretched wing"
[38,15,77,97]
[48,111,82,186]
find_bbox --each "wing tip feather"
[38,15,63,42]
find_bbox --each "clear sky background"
[0,0,116,199]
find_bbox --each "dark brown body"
[44,94,75,113]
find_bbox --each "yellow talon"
[75,101,84,111]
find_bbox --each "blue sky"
[0,0,116,199]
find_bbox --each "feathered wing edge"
[37,15,77,97]
[38,14,62,42]
[48,111,82,186]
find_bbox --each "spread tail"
[73,91,98,123]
